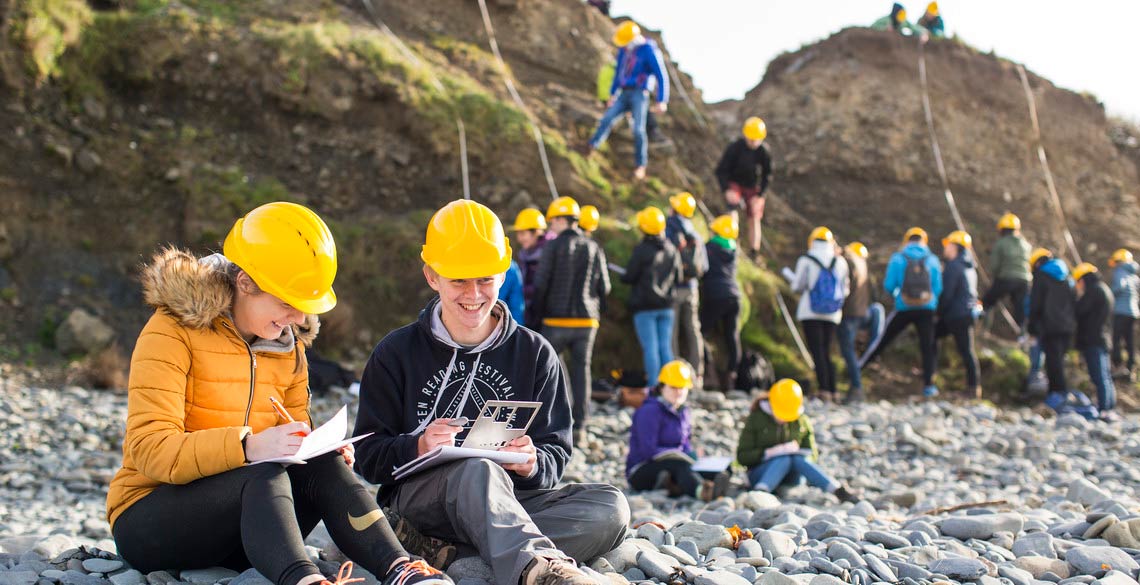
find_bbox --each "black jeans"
[113,452,406,585]
[1041,333,1071,394]
[1112,315,1136,371]
[936,317,979,388]
[859,309,936,386]
[543,326,597,431]
[982,278,1029,330]
[802,320,838,394]
[700,297,742,382]
[627,459,702,498]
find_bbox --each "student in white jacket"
[784,227,850,401]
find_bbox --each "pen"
[448,417,470,427]
[269,396,309,436]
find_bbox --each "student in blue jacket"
[1109,249,1139,381]
[581,20,669,181]
[497,260,525,325]
[859,227,944,397]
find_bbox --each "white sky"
[609,0,1140,121]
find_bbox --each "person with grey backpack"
[859,227,944,398]
[784,227,849,401]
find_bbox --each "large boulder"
[55,309,115,356]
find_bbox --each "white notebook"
[255,405,372,465]
[393,446,528,480]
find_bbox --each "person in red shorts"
[715,116,773,257]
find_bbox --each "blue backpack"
[805,256,843,314]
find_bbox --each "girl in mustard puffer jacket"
[107,203,450,585]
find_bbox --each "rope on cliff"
[359,0,471,200]
[475,0,560,201]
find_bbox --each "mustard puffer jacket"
[106,249,319,527]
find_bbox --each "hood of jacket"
[415,296,516,354]
[1118,262,1139,276]
[141,248,318,349]
[807,240,836,265]
[901,242,932,260]
[1040,258,1070,282]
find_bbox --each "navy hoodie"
[938,249,978,322]
[353,297,572,504]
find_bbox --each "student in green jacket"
[736,379,859,502]
[982,213,1033,332]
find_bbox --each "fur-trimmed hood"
[141,248,319,347]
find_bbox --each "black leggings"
[1112,315,1136,371]
[802,320,837,394]
[700,297,742,378]
[113,452,407,585]
[982,278,1029,330]
[627,459,702,498]
[860,309,936,386]
[935,317,979,388]
[1041,333,1071,394]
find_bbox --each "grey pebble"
[80,560,121,575]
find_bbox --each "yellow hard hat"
[512,208,547,232]
[809,226,834,246]
[927,2,939,16]
[613,21,640,47]
[846,242,869,259]
[710,215,739,240]
[942,230,972,250]
[658,360,694,389]
[421,200,512,280]
[669,192,697,218]
[1072,262,1098,281]
[223,201,337,315]
[546,196,581,221]
[579,205,600,232]
[997,213,1021,231]
[897,8,908,22]
[743,117,767,141]
[904,227,928,245]
[1030,247,1053,268]
[636,206,666,236]
[768,379,804,423]
[1110,248,1133,267]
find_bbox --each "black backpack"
[736,350,775,393]
[305,348,356,395]
[901,254,934,307]
[679,235,708,282]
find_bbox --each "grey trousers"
[543,326,598,431]
[390,458,630,585]
[673,287,704,381]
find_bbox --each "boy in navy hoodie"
[353,200,628,585]
[935,231,981,399]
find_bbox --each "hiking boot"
[520,556,598,585]
[700,472,731,501]
[387,511,457,571]
[1099,410,1123,423]
[833,486,860,504]
[381,559,452,585]
[842,388,865,405]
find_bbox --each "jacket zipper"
[223,321,258,426]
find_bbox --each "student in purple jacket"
[626,360,729,501]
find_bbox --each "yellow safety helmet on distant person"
[1029,248,1053,268]
[903,227,928,245]
[896,8,908,22]
[422,200,512,280]
[658,360,695,389]
[846,242,869,259]
[636,206,666,236]
[546,196,581,221]
[579,205,600,232]
[669,192,697,218]
[1110,249,1133,267]
[809,226,834,246]
[710,215,739,240]
[512,208,547,232]
[743,117,767,141]
[926,2,939,16]
[997,213,1021,231]
[942,230,972,250]
[1072,263,1098,281]
[768,379,804,423]
[223,201,338,314]
[613,21,640,47]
